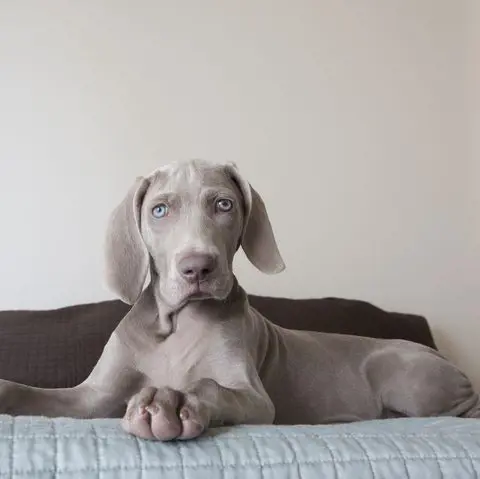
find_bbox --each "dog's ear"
[104,177,150,304]
[225,163,285,274]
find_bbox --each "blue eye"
[216,198,233,212]
[152,203,168,218]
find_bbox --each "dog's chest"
[139,313,236,390]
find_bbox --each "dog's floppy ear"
[225,163,285,274]
[104,177,150,304]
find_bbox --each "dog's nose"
[178,254,218,283]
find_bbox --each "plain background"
[0,1,478,385]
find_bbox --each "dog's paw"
[122,387,208,441]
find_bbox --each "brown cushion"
[249,295,436,347]
[0,296,436,388]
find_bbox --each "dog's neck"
[149,275,247,337]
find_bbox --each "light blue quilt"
[1,415,480,478]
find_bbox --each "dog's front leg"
[0,379,128,418]
[122,378,275,441]
[186,377,275,426]
[0,332,143,419]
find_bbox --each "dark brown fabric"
[0,296,436,388]
[249,295,436,347]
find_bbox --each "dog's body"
[0,160,478,440]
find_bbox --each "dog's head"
[105,160,285,307]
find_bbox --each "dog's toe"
[149,389,182,440]
[122,404,156,440]
[178,394,208,440]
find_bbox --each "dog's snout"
[178,253,218,283]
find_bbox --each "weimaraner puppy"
[0,159,479,440]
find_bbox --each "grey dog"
[0,159,478,440]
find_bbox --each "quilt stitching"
[278,428,302,479]
[3,454,480,475]
[3,431,480,440]
[250,433,265,479]
[449,434,477,477]
[211,435,227,478]
[91,421,101,479]
[422,436,446,479]
[351,435,377,479]
[133,435,143,479]
[177,439,187,479]
[9,417,14,479]
[52,419,58,479]
[385,431,411,478]
[312,433,340,478]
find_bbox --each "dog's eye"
[216,198,233,212]
[152,203,168,218]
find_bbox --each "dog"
[0,159,478,441]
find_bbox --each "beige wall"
[469,1,480,242]
[0,1,478,384]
